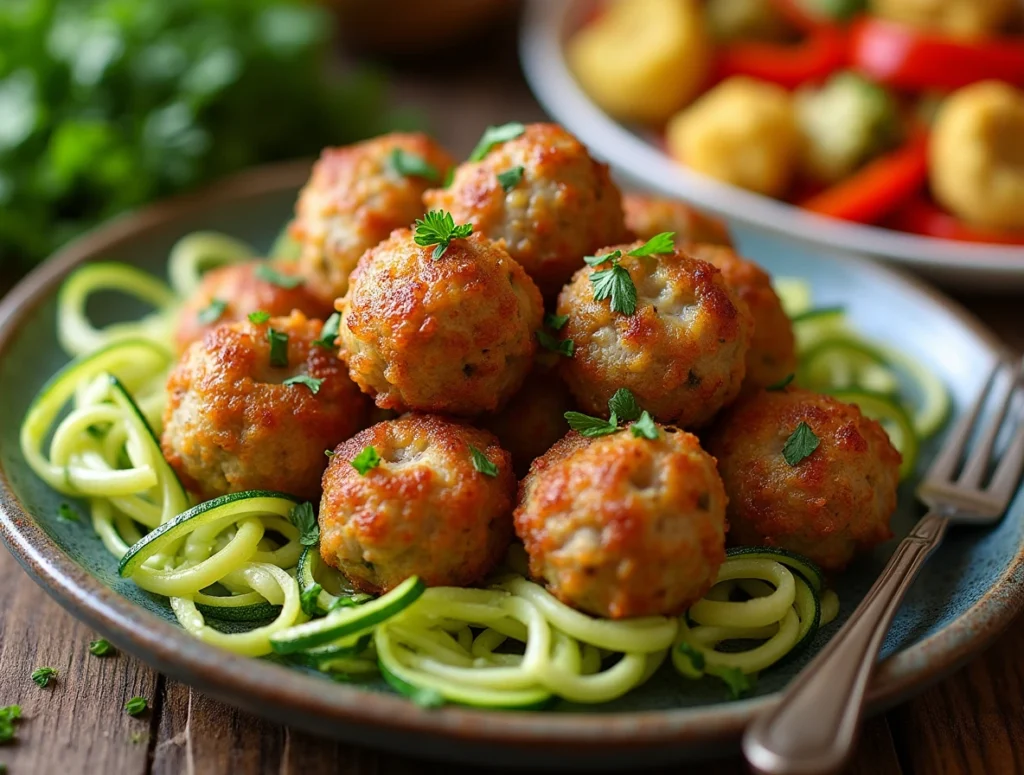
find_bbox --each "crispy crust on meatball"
[290,133,455,305]
[162,311,371,501]
[623,193,733,247]
[515,428,727,619]
[319,413,516,594]
[173,260,333,353]
[557,242,753,428]
[423,123,630,298]
[339,229,543,416]
[685,243,796,390]
[706,387,901,571]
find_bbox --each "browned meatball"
[706,387,901,571]
[173,260,333,353]
[623,193,733,247]
[557,242,753,428]
[515,427,727,619]
[339,228,543,416]
[319,413,516,594]
[290,133,455,305]
[686,243,796,390]
[424,123,630,298]
[162,311,371,501]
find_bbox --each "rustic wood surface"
[3,17,1024,775]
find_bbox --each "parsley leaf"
[413,210,474,259]
[591,263,637,315]
[389,148,441,183]
[707,666,756,700]
[608,388,642,422]
[544,313,569,331]
[0,704,21,745]
[766,373,795,391]
[313,312,341,349]
[57,502,80,522]
[351,446,381,475]
[255,263,303,289]
[289,502,319,547]
[197,298,227,325]
[266,328,289,368]
[584,249,622,267]
[676,642,706,673]
[469,122,526,162]
[300,582,323,616]
[283,374,323,394]
[564,411,619,437]
[470,446,499,477]
[496,165,524,192]
[782,422,820,466]
[631,411,659,440]
[89,639,114,657]
[627,232,676,257]
[248,310,270,324]
[324,449,337,458]
[536,329,574,357]
[442,167,456,188]
[31,667,57,688]
[124,696,148,717]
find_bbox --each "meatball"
[339,228,543,416]
[319,413,516,594]
[557,242,753,428]
[515,427,728,619]
[173,260,333,353]
[423,123,631,298]
[162,311,371,501]
[290,133,455,305]
[623,193,733,247]
[685,243,796,390]
[706,387,901,572]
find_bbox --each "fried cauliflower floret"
[568,0,711,124]
[162,311,371,501]
[685,244,796,390]
[666,77,799,198]
[173,260,333,353]
[929,81,1024,231]
[424,123,630,298]
[319,413,516,594]
[869,0,1016,37]
[623,193,732,247]
[558,242,753,428]
[339,229,543,416]
[290,133,455,305]
[515,427,727,619]
[706,387,901,572]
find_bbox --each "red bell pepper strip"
[716,25,848,89]
[889,197,1024,245]
[850,18,1024,91]
[800,132,929,223]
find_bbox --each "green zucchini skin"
[725,547,825,592]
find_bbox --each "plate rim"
[0,161,1020,756]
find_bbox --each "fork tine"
[957,360,1023,488]
[987,390,1024,504]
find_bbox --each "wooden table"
[3,23,1024,775]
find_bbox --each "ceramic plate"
[518,0,1024,292]
[1,163,1022,770]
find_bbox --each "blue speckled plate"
[0,164,1020,770]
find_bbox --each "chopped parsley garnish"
[124,696,148,716]
[197,298,227,325]
[442,166,456,188]
[607,388,642,422]
[708,665,756,700]
[630,411,659,440]
[591,263,637,315]
[536,330,574,357]
[584,249,622,267]
[313,312,341,349]
[628,231,676,257]
[300,582,323,616]
[89,639,115,657]
[469,122,525,162]
[413,210,473,259]
[283,375,323,394]
[469,446,499,477]
[565,388,659,439]
[57,502,80,522]
[248,310,270,324]
[289,502,319,547]
[389,148,441,183]
[676,642,706,672]
[351,446,381,475]
[255,263,303,289]
[266,328,289,368]
[496,165,524,192]
[564,411,620,438]
[324,449,337,458]
[31,667,57,688]
[766,373,795,391]
[782,422,820,466]
[544,313,569,331]
[0,704,22,745]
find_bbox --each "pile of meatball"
[161,124,902,620]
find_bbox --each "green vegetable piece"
[413,210,473,259]
[766,373,795,391]
[313,312,341,349]
[584,249,622,267]
[708,665,756,700]
[124,696,148,717]
[469,122,526,162]
[628,232,675,257]
[469,446,499,477]
[248,310,270,324]
[0,704,21,745]
[283,375,323,394]
[300,582,323,616]
[591,264,637,315]
[677,642,706,672]
[197,298,227,325]
[289,502,319,547]
[389,148,441,183]
[31,667,57,688]
[783,422,820,466]
[544,313,569,331]
[255,264,303,289]
[89,639,114,657]
[631,411,659,440]
[564,411,619,438]
[351,446,381,475]
[58,502,80,522]
[536,330,574,357]
[267,328,289,368]
[497,165,525,192]
[608,388,642,422]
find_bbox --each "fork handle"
[743,511,949,775]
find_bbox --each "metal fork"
[743,355,1024,775]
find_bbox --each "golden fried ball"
[319,413,516,594]
[685,243,796,390]
[557,242,753,428]
[162,311,371,501]
[706,387,901,572]
[423,123,631,298]
[623,193,733,247]
[173,260,333,353]
[339,229,543,416]
[515,427,727,619]
[290,133,455,305]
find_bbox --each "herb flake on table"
[0,704,22,745]
[470,446,499,477]
[124,696,148,717]
[31,667,57,688]
[783,422,820,465]
[469,122,525,162]
[255,264,303,289]
[351,446,381,475]
[413,210,473,259]
[89,639,115,657]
